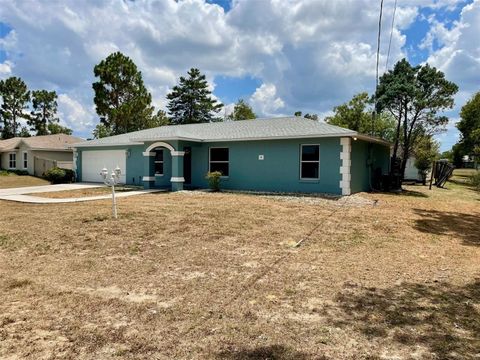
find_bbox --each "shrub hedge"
[44,167,75,184]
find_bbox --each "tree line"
[0,78,72,139]
[3,50,471,181]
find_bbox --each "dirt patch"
[0,174,479,359]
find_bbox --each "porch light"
[100,166,122,219]
[100,167,108,179]
[353,137,358,141]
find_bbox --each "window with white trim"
[23,152,28,169]
[154,149,163,175]
[300,145,320,179]
[9,153,16,169]
[209,147,229,176]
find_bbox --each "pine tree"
[227,99,256,121]
[92,52,154,135]
[29,90,59,135]
[167,68,223,124]
[0,77,30,139]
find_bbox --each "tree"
[92,123,112,139]
[227,99,256,121]
[18,126,31,137]
[29,90,59,135]
[456,91,480,159]
[414,135,439,184]
[48,122,72,135]
[439,149,453,162]
[149,109,170,127]
[92,52,154,136]
[375,59,458,179]
[325,92,396,141]
[167,68,223,124]
[0,77,30,139]
[294,111,318,120]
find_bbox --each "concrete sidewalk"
[0,189,164,203]
[0,182,166,203]
[0,183,103,196]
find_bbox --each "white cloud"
[57,94,96,135]
[0,60,13,78]
[0,0,475,149]
[250,83,285,117]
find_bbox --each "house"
[73,117,391,195]
[404,156,422,181]
[0,134,84,176]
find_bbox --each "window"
[300,145,319,179]
[23,152,28,169]
[154,149,163,175]
[8,153,16,169]
[209,147,229,176]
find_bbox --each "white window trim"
[209,147,229,178]
[22,151,28,169]
[154,148,164,176]
[300,144,320,180]
[8,152,16,169]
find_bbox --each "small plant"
[205,171,222,192]
[43,167,75,184]
[470,171,480,190]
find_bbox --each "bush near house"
[470,171,480,190]
[0,169,30,176]
[206,171,222,191]
[44,167,75,184]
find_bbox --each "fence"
[34,156,73,177]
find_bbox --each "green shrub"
[44,167,75,184]
[205,171,222,192]
[0,169,29,176]
[470,171,480,190]
[11,169,29,176]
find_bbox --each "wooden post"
[429,161,436,190]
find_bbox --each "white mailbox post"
[100,166,122,219]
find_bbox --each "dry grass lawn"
[0,174,49,189]
[0,172,479,359]
[29,186,135,199]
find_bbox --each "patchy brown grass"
[0,174,49,188]
[29,186,135,199]
[0,175,479,359]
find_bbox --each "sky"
[0,0,479,151]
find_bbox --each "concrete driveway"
[0,183,102,196]
[0,183,164,203]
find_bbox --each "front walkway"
[0,183,165,203]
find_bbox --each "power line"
[372,0,384,135]
[375,0,384,93]
[385,0,398,73]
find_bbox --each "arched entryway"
[142,141,185,191]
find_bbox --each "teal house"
[73,117,390,195]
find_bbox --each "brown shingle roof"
[0,134,84,151]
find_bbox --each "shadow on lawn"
[413,208,480,246]
[216,345,322,360]
[334,280,480,359]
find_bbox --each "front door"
[183,146,192,185]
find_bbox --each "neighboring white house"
[404,156,422,181]
[0,134,83,176]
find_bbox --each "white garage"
[81,150,126,183]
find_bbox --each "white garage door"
[81,150,126,183]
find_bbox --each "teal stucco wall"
[186,137,342,194]
[76,137,390,195]
[350,140,390,193]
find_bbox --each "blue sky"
[1,0,479,151]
